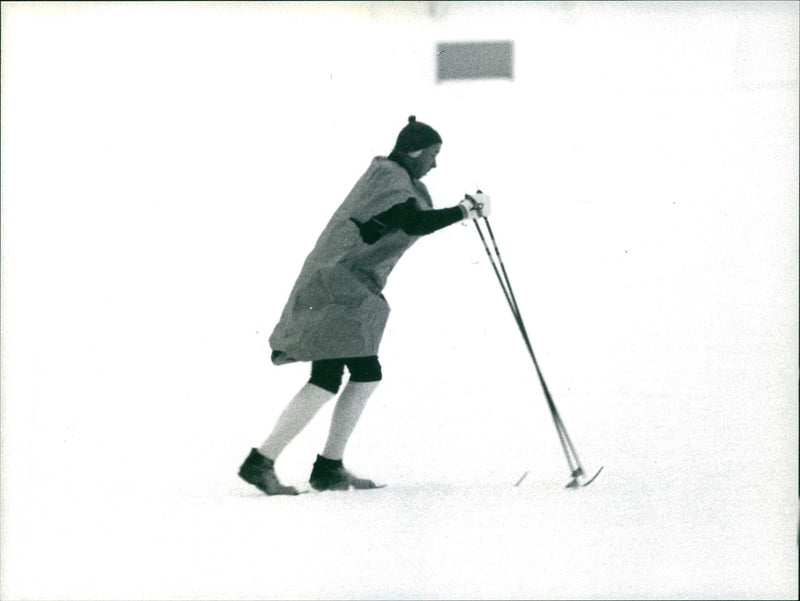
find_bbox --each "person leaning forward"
[239,115,491,494]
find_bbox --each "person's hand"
[459,191,492,219]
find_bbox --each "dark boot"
[238,448,300,496]
[309,454,381,491]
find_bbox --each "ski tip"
[565,466,604,489]
[582,466,603,486]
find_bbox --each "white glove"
[459,191,492,219]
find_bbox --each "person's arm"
[350,195,489,244]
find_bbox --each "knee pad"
[309,360,346,394]
[346,356,382,383]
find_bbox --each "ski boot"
[309,454,382,491]
[239,448,300,496]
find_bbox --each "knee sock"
[321,380,379,461]
[258,383,334,460]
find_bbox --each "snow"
[1,2,797,600]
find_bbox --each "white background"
[1,2,798,599]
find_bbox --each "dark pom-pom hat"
[393,115,442,154]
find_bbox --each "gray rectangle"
[436,41,514,81]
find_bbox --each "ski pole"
[473,216,587,481]
[472,217,580,472]
[480,218,585,474]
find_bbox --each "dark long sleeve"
[350,198,465,244]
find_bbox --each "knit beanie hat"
[393,116,442,155]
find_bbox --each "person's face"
[410,143,441,179]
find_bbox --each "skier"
[239,116,491,494]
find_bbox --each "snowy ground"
[2,2,798,600]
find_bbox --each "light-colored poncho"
[269,157,433,364]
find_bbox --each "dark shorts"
[309,356,382,393]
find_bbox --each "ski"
[306,483,387,493]
[565,466,604,489]
[581,466,603,486]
